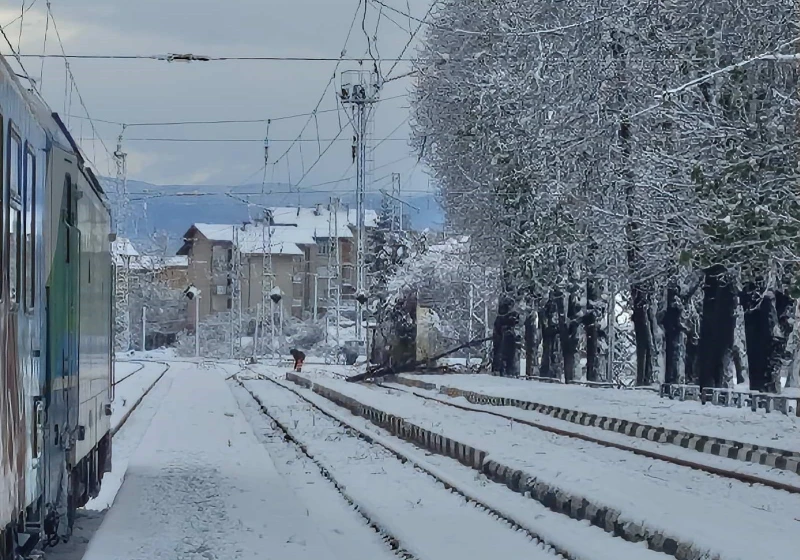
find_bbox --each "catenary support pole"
[195,296,200,358]
[313,273,318,321]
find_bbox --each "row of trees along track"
[410,0,800,392]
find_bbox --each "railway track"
[377,381,800,495]
[112,362,146,386]
[112,360,170,436]
[234,372,666,560]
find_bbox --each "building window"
[317,241,330,255]
[24,148,35,310]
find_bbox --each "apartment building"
[177,205,377,326]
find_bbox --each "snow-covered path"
[81,362,382,560]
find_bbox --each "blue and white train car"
[0,52,114,559]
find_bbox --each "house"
[177,205,378,326]
[112,237,189,288]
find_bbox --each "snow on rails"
[268,370,800,560]
[233,373,663,560]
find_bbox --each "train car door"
[43,156,80,537]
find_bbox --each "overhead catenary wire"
[64,93,408,128]
[270,0,366,170]
[16,52,418,62]
[46,2,114,173]
[77,136,409,143]
[16,0,26,52]
[0,16,38,93]
[125,157,417,202]
[1,0,38,28]
[383,0,435,80]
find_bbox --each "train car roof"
[0,55,72,148]
[1,54,107,199]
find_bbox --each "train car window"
[64,175,72,263]
[8,127,22,304]
[0,112,4,299]
[25,147,36,310]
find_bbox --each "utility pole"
[260,210,274,357]
[313,274,319,321]
[195,296,200,358]
[391,172,402,231]
[141,306,147,352]
[340,69,379,345]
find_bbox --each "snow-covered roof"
[237,225,307,256]
[192,223,236,243]
[188,223,310,256]
[130,255,189,271]
[112,237,139,257]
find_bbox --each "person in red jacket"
[289,349,305,372]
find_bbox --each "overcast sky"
[1,0,432,198]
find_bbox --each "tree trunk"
[685,298,701,384]
[492,295,519,377]
[768,291,793,393]
[662,281,685,385]
[733,305,748,386]
[502,306,520,377]
[697,266,737,390]
[539,295,560,378]
[743,287,793,393]
[524,312,536,377]
[557,288,580,383]
[632,281,657,386]
[741,284,786,392]
[491,297,510,375]
[584,277,603,382]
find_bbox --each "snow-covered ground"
[110,360,169,431]
[291,371,800,560]
[46,361,174,560]
[403,373,800,452]
[46,358,800,560]
[234,377,567,560]
[383,382,800,487]
[75,361,399,560]
[243,370,668,560]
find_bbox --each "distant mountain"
[102,178,444,253]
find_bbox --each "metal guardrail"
[660,383,800,417]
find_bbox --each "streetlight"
[184,285,201,358]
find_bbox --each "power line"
[271,0,364,169]
[2,0,38,29]
[383,0,434,80]
[0,16,38,92]
[16,52,417,62]
[79,136,409,143]
[64,93,408,128]
[46,2,114,172]
[122,157,419,202]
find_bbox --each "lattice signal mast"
[113,130,131,352]
[260,209,275,356]
[340,70,379,343]
[327,198,342,344]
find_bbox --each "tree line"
[409,0,800,392]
